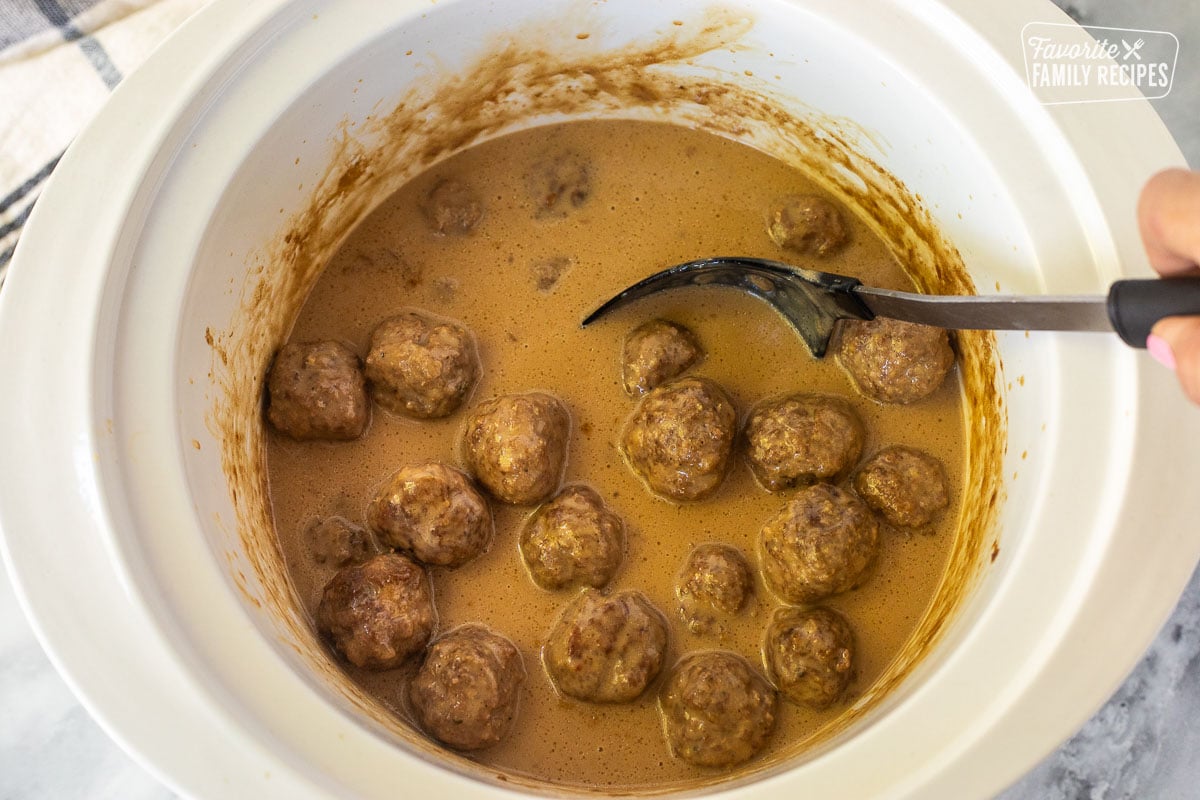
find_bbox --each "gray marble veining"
[2,1,1199,798]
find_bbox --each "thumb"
[1150,316,1200,405]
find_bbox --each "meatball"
[409,624,525,751]
[365,311,479,419]
[531,255,572,292]
[520,485,624,591]
[266,341,368,440]
[837,317,955,404]
[745,394,864,492]
[763,606,856,709]
[422,178,483,234]
[367,462,492,567]
[621,319,704,396]
[543,589,668,703]
[766,194,849,257]
[462,392,570,505]
[676,544,753,635]
[307,516,371,567]
[528,151,591,216]
[659,651,778,767]
[759,483,879,604]
[853,445,950,528]
[316,553,436,670]
[621,377,737,502]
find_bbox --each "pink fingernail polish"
[1147,334,1177,370]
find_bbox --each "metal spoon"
[581,256,1200,357]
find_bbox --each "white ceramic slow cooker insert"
[2,0,1199,797]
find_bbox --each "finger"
[1150,316,1200,405]
[1137,168,1200,277]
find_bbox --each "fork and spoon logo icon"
[1121,38,1145,61]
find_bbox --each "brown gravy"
[266,119,964,789]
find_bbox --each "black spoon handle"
[1109,277,1200,347]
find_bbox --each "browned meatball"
[462,392,570,505]
[306,516,371,567]
[759,483,879,604]
[676,544,753,635]
[520,485,623,591]
[365,311,479,419]
[766,194,849,256]
[854,445,950,528]
[621,320,704,396]
[621,377,737,502]
[837,317,954,404]
[763,606,856,709]
[528,151,591,216]
[745,395,864,492]
[422,178,483,234]
[267,341,368,440]
[316,553,436,670]
[543,589,668,703]
[659,651,778,767]
[367,463,492,567]
[409,624,525,751]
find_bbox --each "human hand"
[1137,167,1200,404]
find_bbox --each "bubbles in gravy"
[266,119,964,790]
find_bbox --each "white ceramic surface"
[1,0,1198,797]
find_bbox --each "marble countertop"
[2,0,1199,797]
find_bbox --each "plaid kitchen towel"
[0,0,209,286]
